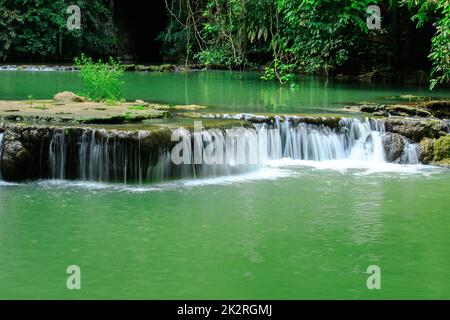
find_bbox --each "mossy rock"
[419,138,435,164]
[76,111,169,124]
[420,101,450,119]
[384,95,434,102]
[135,64,175,72]
[181,119,254,131]
[434,135,450,162]
[386,105,433,118]
[384,118,448,142]
[434,159,450,167]
[419,135,450,165]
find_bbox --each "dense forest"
[0,0,449,88]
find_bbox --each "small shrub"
[74,54,125,102]
[27,94,33,106]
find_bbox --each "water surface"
[0,164,449,299]
[1,70,450,299]
[1,70,449,114]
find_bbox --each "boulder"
[419,138,435,164]
[53,91,86,103]
[420,101,450,119]
[382,133,406,163]
[419,136,450,166]
[384,118,448,142]
[434,135,450,162]
[1,138,29,180]
[360,104,386,115]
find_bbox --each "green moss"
[384,95,434,102]
[434,135,450,162]
[419,138,435,164]
[135,64,175,72]
[300,116,342,130]
[128,105,148,111]
[434,159,450,167]
[202,120,254,130]
[77,111,168,125]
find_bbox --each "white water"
[0,65,76,72]
[47,118,421,183]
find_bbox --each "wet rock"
[1,140,27,174]
[352,100,450,119]
[0,125,51,180]
[384,118,448,142]
[386,105,433,118]
[434,135,450,163]
[420,101,450,119]
[382,133,406,163]
[136,64,175,72]
[419,138,435,164]
[360,104,387,115]
[419,136,450,166]
[53,91,86,103]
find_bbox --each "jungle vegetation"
[0,0,449,88]
[159,0,450,88]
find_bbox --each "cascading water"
[268,117,386,162]
[46,118,421,184]
[402,142,420,165]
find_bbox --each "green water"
[1,70,450,300]
[0,165,449,299]
[1,70,450,113]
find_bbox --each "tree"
[0,0,20,60]
[1,0,117,61]
[404,0,450,89]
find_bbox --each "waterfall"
[46,118,421,184]
[402,142,420,165]
[263,118,386,162]
[49,130,66,179]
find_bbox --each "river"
[1,70,450,113]
[0,70,449,299]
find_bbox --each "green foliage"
[0,0,20,60]
[429,2,450,90]
[159,0,449,88]
[1,0,116,60]
[74,54,124,102]
[434,135,450,162]
[403,0,450,89]
[27,94,33,106]
[128,105,148,111]
[261,60,296,84]
[160,0,377,83]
